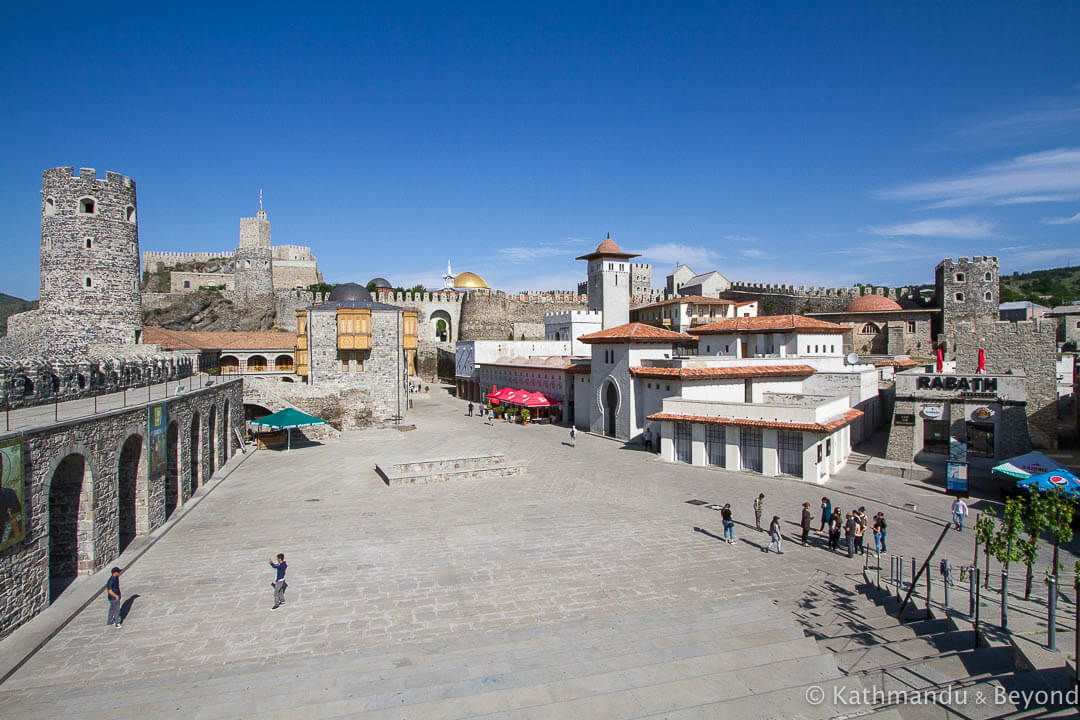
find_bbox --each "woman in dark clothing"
[800,502,812,545]
[819,497,832,532]
[828,509,842,551]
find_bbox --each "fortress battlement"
[937,256,998,268]
[143,251,233,272]
[43,166,135,188]
[0,350,192,410]
[544,309,603,321]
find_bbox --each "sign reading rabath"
[916,376,998,392]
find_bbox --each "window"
[907,321,916,333]
[860,323,876,334]
[955,273,964,282]
[814,345,819,353]
[744,379,752,403]
[706,426,726,467]
[778,431,802,476]
[984,272,992,281]
[706,345,710,353]
[85,277,92,288]
[826,438,832,456]
[675,423,692,464]
[183,280,191,289]
[830,345,835,353]
[126,206,136,223]
[666,385,671,391]
[45,197,56,215]
[78,197,95,214]
[740,427,763,473]
[955,293,964,302]
[84,237,92,248]
[984,292,992,301]
[923,419,949,455]
[967,422,995,458]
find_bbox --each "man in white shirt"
[951,497,969,531]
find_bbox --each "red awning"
[484,387,558,407]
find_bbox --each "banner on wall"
[148,403,168,477]
[0,435,27,552]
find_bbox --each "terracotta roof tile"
[564,363,592,374]
[633,294,738,310]
[688,315,847,335]
[575,234,641,260]
[143,327,296,351]
[578,322,695,344]
[646,409,863,433]
[630,364,816,379]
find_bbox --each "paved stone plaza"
[0,387,1074,718]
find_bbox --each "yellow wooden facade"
[295,310,309,376]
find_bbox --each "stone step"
[855,646,1014,693]
[882,669,1070,720]
[0,602,801,715]
[634,675,870,720]
[277,652,845,720]
[833,631,978,675]
[813,619,952,652]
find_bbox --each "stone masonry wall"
[0,378,242,639]
[953,318,1057,449]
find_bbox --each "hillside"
[1000,265,1080,306]
[0,293,38,335]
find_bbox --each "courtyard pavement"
[0,385,1077,715]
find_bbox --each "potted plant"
[520,408,530,425]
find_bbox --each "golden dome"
[453,271,489,289]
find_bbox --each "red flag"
[977,348,985,374]
[936,348,943,373]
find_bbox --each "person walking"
[269,553,288,610]
[467,402,474,417]
[106,567,123,628]
[569,426,577,447]
[877,512,887,552]
[844,512,856,558]
[643,427,652,451]
[488,409,495,426]
[753,493,765,532]
[765,516,783,554]
[819,497,832,533]
[872,512,884,554]
[828,510,842,552]
[721,504,735,544]
[951,497,969,531]
[800,502,812,546]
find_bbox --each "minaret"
[576,233,640,329]
[442,259,454,289]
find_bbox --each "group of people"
[745,494,886,558]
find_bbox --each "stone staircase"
[789,572,1077,719]
[0,598,871,719]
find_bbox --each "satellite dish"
[845,352,860,365]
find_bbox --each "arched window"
[984,291,992,301]
[984,272,992,281]
[860,323,877,334]
[955,273,964,282]
[78,197,96,214]
[125,206,136,223]
[84,237,92,249]
[45,197,56,215]
[955,292,964,302]
[85,277,92,288]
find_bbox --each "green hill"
[0,293,38,335]
[1001,265,1080,306]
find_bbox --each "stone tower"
[577,234,639,329]
[935,256,999,348]
[235,206,274,300]
[38,167,142,353]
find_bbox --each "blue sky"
[1,2,1078,300]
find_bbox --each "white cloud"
[1010,247,1080,265]
[877,147,1080,207]
[994,193,1078,205]
[1041,211,1080,225]
[864,219,995,239]
[638,243,718,268]
[739,248,773,260]
[497,246,569,263]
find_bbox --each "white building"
[629,295,758,333]
[544,310,603,356]
[454,339,571,402]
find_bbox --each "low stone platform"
[376,454,528,486]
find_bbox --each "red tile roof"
[578,322,695,344]
[143,327,296,351]
[630,364,816,379]
[874,358,919,368]
[646,409,863,433]
[564,363,592,374]
[688,315,847,335]
[575,234,641,260]
[845,295,903,312]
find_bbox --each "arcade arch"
[49,454,94,602]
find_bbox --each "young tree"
[1019,490,1050,599]
[974,510,997,588]
[1046,490,1076,581]
[993,497,1024,594]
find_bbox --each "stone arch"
[220,355,240,374]
[208,405,217,477]
[189,412,201,493]
[77,197,96,215]
[246,355,267,372]
[245,403,273,422]
[116,434,146,554]
[600,379,620,438]
[431,309,452,342]
[165,421,179,519]
[48,453,95,602]
[274,354,294,371]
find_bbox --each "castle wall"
[0,379,242,640]
[458,291,588,341]
[272,261,321,289]
[171,271,234,293]
[952,318,1057,449]
[142,251,232,274]
[720,283,914,315]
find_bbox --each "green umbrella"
[251,408,327,451]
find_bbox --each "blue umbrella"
[1016,468,1080,499]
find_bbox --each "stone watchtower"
[577,234,639,329]
[39,167,142,352]
[935,256,999,349]
[234,205,274,301]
